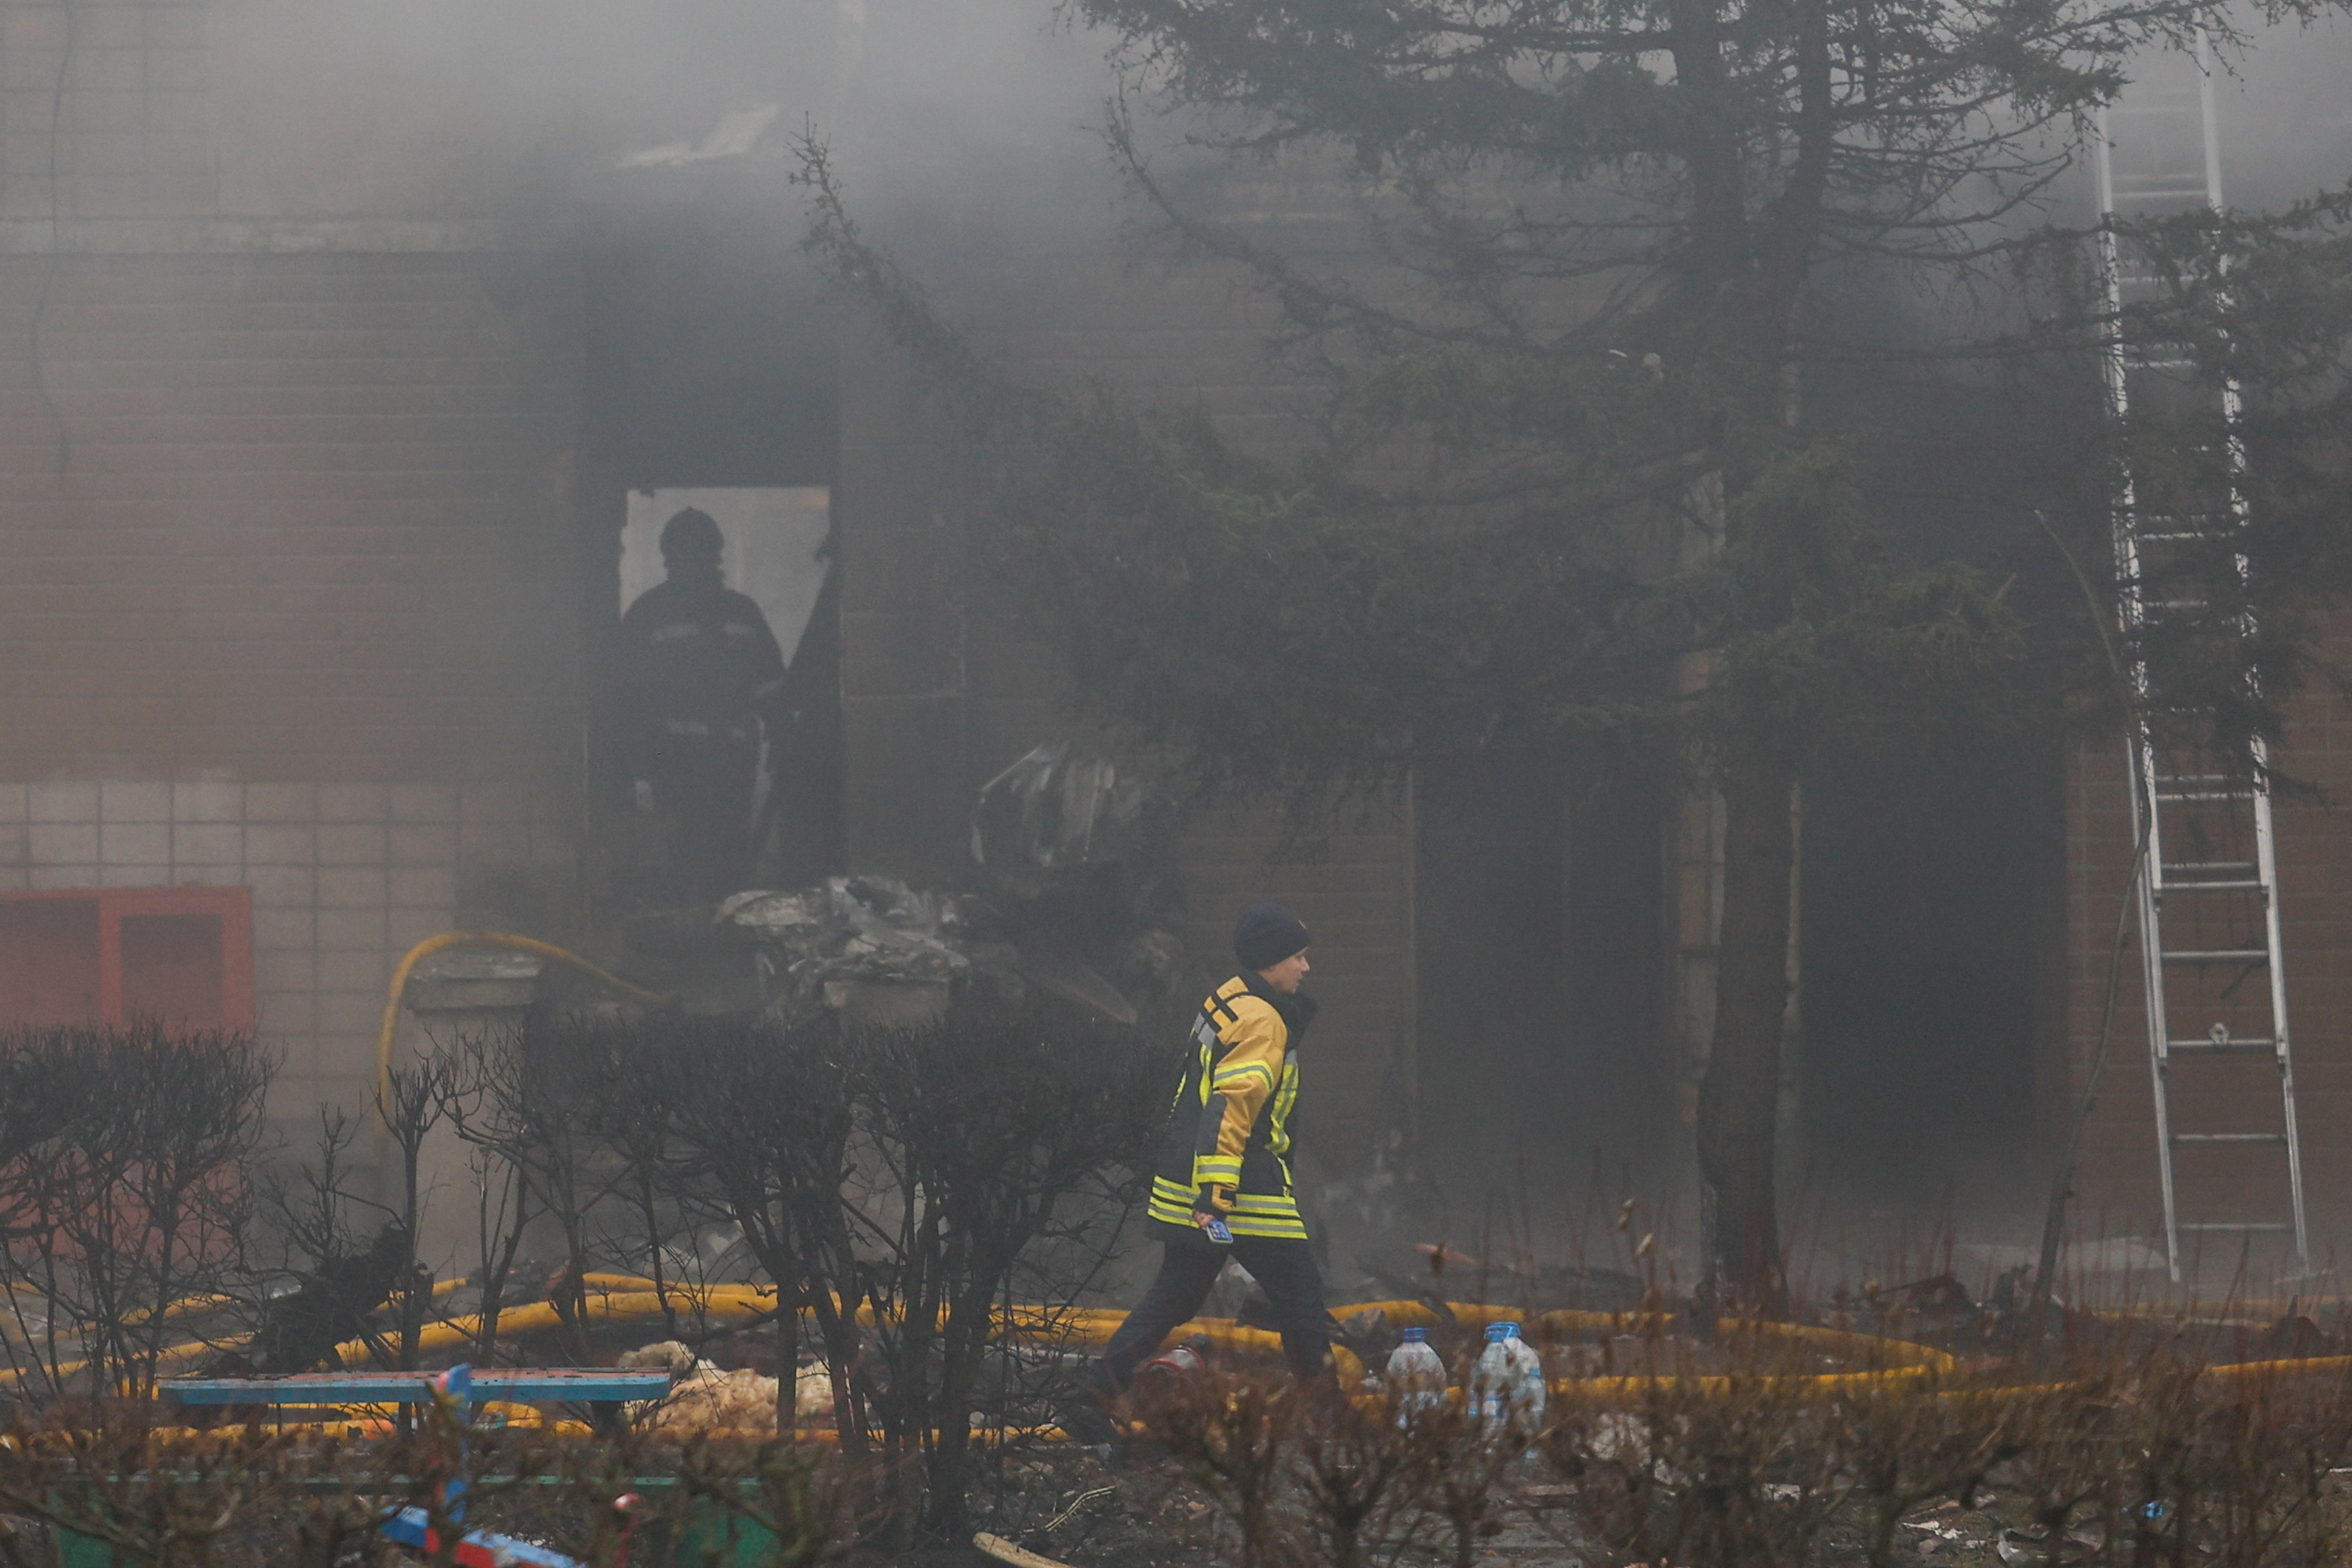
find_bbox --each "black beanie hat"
[1234,901,1311,971]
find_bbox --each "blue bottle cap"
[1401,1326,1427,1342]
[1485,1322,1516,1342]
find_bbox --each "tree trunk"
[1695,749,1796,1314]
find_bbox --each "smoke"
[187,0,1150,273]
[2207,9,2352,211]
[24,0,2337,1265]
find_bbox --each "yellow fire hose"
[372,932,672,1119]
[9,1285,2349,1435]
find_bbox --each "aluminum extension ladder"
[2095,35,2308,1282]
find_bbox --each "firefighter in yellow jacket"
[1093,902,1331,1392]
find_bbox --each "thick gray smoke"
[188,0,2349,269]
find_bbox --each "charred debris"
[623,742,1186,1030]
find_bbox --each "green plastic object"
[51,1527,118,1568]
[673,1497,781,1568]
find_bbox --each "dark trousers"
[648,740,757,900]
[1103,1233,1330,1386]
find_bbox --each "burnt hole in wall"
[580,197,845,911]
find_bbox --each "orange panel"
[0,898,101,1028]
[120,913,227,1029]
[0,886,254,1034]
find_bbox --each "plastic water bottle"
[1503,1324,1547,1437]
[1384,1326,1447,1424]
[1472,1322,1546,1439]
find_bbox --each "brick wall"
[0,0,215,222]
[0,777,570,1112]
[0,247,587,1128]
[0,251,582,780]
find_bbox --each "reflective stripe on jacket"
[1147,974,1311,1242]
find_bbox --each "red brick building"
[0,0,1423,1224]
[0,0,2342,1269]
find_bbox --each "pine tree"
[797,0,2352,1307]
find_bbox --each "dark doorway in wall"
[1798,735,2057,1216]
[580,193,845,906]
[1412,760,1666,1209]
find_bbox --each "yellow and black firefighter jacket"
[1147,974,1318,1243]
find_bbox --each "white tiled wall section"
[0,779,570,1117]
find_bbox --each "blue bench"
[160,1365,669,1568]
[158,1365,670,1410]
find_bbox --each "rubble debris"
[795,1362,836,1418]
[2249,1312,2333,1359]
[969,742,1172,895]
[617,1337,836,1429]
[616,1341,700,1376]
[204,1221,417,1377]
[638,742,1185,1025]
[974,1533,1081,1568]
[969,742,1186,1012]
[722,858,1179,1028]
[1587,1412,1651,1464]
[1887,1275,1976,1315]
[721,876,1014,1019]
[640,1365,780,1431]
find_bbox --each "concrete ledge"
[0,218,554,255]
[406,950,544,1013]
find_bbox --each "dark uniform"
[1101,970,1330,1386]
[618,522,788,899]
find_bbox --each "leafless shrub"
[0,1407,834,1568]
[545,1002,1164,1540]
[428,1026,597,1364]
[375,1062,448,1371]
[1551,1361,1848,1568]
[1989,1345,2352,1568]
[1130,1326,2352,1568]
[239,1110,417,1376]
[1135,1370,1306,1568]
[605,1013,866,1446]
[568,1028,698,1341]
[849,1007,1163,1536]
[0,1024,272,1402]
[1821,1378,2021,1566]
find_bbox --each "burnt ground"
[916,1440,2352,1568]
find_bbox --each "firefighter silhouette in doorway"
[617,508,788,900]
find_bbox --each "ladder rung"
[2171,1132,2288,1144]
[2161,949,2269,963]
[2166,1036,2278,1054]
[2178,1222,2294,1232]
[2165,861,2255,873]
[2155,790,2255,803]
[2155,879,2265,892]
